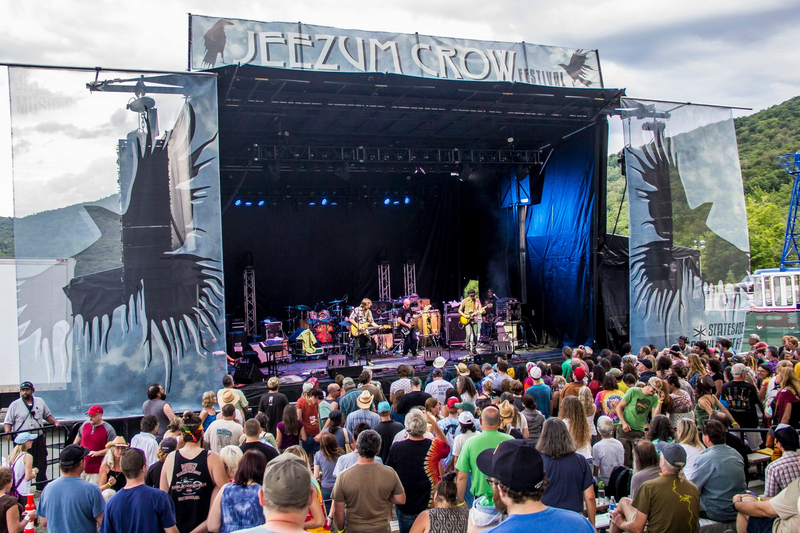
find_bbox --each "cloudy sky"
[0,0,798,216]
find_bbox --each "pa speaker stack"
[233,361,264,384]
[326,354,363,380]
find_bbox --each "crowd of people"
[4,334,800,532]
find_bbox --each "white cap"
[531,366,542,379]
[433,356,446,368]
[458,411,475,425]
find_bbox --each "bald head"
[403,299,411,307]
[481,406,500,429]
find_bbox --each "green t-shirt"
[561,359,573,381]
[318,400,333,425]
[455,430,514,502]
[621,387,657,431]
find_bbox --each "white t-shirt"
[130,432,159,468]
[592,438,625,485]
[680,443,705,480]
[452,430,479,459]
[204,418,243,454]
[425,380,453,403]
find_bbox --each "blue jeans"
[396,509,420,533]
[301,435,320,455]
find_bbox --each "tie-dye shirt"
[595,389,624,424]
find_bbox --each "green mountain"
[606,95,800,272]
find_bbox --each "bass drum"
[415,310,441,336]
[314,322,335,344]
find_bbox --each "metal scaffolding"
[244,267,256,335]
[378,262,391,301]
[403,262,417,296]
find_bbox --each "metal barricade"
[0,424,71,490]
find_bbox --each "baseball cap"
[446,397,459,410]
[377,401,391,413]
[261,454,312,508]
[433,356,446,369]
[607,368,622,378]
[302,382,313,393]
[160,437,178,452]
[59,444,89,467]
[19,381,33,391]
[638,359,653,369]
[573,367,586,381]
[647,377,661,389]
[467,289,476,295]
[454,401,476,414]
[342,377,356,390]
[530,366,542,379]
[659,442,687,469]
[678,335,689,342]
[13,432,36,445]
[731,363,747,377]
[86,405,103,416]
[458,411,475,425]
[476,440,546,492]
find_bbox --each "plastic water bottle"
[597,482,606,505]
[609,496,617,512]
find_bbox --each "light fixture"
[384,198,391,205]
[257,200,265,207]
[244,201,252,207]
[234,199,242,206]
[404,197,410,204]
[321,198,328,206]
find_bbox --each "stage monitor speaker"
[234,362,264,384]
[445,314,466,345]
[423,346,444,366]
[326,355,363,380]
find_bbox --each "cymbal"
[293,305,312,311]
[329,298,345,304]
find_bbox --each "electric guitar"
[350,322,390,337]
[459,303,493,326]
[398,305,433,332]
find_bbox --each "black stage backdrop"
[222,174,509,322]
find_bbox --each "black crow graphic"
[202,20,233,68]
[558,49,595,87]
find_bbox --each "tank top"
[107,469,127,492]
[142,399,171,438]
[169,449,214,533]
[11,455,31,497]
[202,411,218,432]
[429,506,470,533]
[694,395,714,427]
[219,483,264,533]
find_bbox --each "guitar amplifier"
[260,320,283,339]
[445,313,466,346]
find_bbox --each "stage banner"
[7,67,226,417]
[622,99,750,351]
[189,14,603,88]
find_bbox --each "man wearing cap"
[425,368,452,404]
[345,391,381,433]
[424,356,454,388]
[637,358,656,382]
[218,375,248,421]
[474,439,593,532]
[721,363,764,451]
[374,401,404,463]
[561,366,586,398]
[763,424,800,497]
[4,381,60,486]
[258,377,289,436]
[524,366,551,418]
[456,406,514,505]
[609,442,700,533]
[332,429,405,533]
[101,448,178,533]
[438,398,461,446]
[678,335,692,356]
[38,444,105,533]
[615,377,664,467]
[204,404,243,454]
[74,405,118,484]
[387,409,450,533]
[235,454,318,533]
[336,377,361,418]
[396,377,433,415]
[459,289,484,355]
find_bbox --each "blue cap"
[377,401,391,413]
[13,432,36,445]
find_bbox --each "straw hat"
[356,390,373,409]
[456,363,470,376]
[220,389,236,405]
[105,436,129,449]
[498,400,514,420]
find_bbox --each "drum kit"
[283,294,443,356]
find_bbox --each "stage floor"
[239,345,562,405]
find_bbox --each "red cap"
[573,367,586,381]
[446,397,459,409]
[86,405,103,416]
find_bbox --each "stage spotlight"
[244,201,252,207]
[321,198,328,206]
[309,202,316,206]
[404,197,410,204]
[234,199,242,206]
[330,202,338,206]
[383,198,391,205]
[393,200,400,205]
[257,200,265,207]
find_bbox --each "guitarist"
[349,298,379,366]
[458,289,484,355]
[397,299,418,358]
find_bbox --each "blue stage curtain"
[526,127,596,346]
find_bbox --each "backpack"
[606,465,631,500]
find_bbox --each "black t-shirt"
[145,461,164,488]
[395,391,432,414]
[386,439,443,515]
[400,307,415,334]
[721,380,761,428]
[240,441,280,463]
[374,420,404,463]
[258,392,289,435]
[485,294,498,318]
